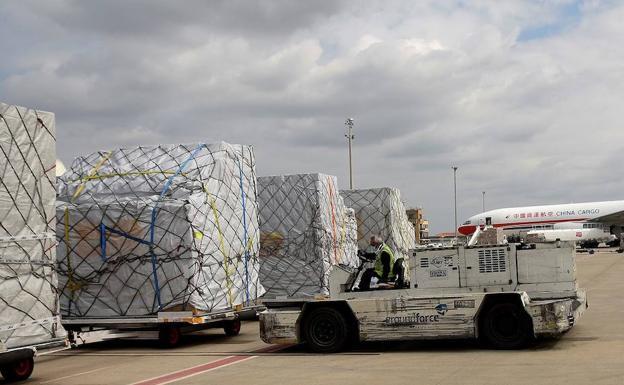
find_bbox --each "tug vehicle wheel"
[0,357,34,382]
[303,307,349,353]
[481,303,532,349]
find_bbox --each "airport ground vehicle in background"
[260,242,587,352]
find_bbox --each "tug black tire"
[303,307,350,353]
[481,303,533,349]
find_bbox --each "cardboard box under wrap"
[475,227,505,245]
[0,102,66,349]
[258,174,358,298]
[56,142,264,317]
[340,188,416,260]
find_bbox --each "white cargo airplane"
[458,200,624,247]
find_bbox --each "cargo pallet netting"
[56,142,264,346]
[0,102,68,382]
[340,188,416,260]
[258,174,358,298]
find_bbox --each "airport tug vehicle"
[260,242,587,352]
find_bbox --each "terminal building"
[406,207,429,244]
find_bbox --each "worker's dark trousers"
[359,268,380,291]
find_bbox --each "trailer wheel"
[481,303,532,349]
[1,357,34,382]
[158,326,182,348]
[303,307,349,353]
[224,320,241,336]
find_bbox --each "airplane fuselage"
[458,200,624,241]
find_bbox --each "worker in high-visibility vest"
[358,235,395,290]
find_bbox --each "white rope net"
[258,174,358,298]
[0,102,65,349]
[340,188,416,260]
[56,142,264,317]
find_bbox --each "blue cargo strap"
[99,224,153,261]
[148,144,206,311]
[100,224,152,250]
[99,223,107,262]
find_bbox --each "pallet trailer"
[63,306,263,348]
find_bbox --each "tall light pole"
[452,166,458,243]
[345,118,354,189]
[482,191,485,212]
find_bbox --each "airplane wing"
[589,210,624,225]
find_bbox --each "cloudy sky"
[1,0,623,233]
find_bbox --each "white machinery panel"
[517,243,576,284]
[464,246,512,287]
[411,248,460,289]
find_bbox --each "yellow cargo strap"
[64,208,82,294]
[69,170,186,183]
[71,151,113,202]
[208,193,234,307]
[246,235,255,254]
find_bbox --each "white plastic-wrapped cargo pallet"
[258,174,358,298]
[340,188,416,260]
[56,142,264,317]
[0,102,66,349]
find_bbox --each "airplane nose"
[458,225,477,235]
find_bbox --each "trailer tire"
[224,320,241,336]
[158,326,182,348]
[481,303,532,349]
[303,307,349,353]
[1,357,34,382]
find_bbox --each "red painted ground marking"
[129,345,290,385]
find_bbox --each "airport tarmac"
[19,249,624,385]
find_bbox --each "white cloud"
[1,0,623,233]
